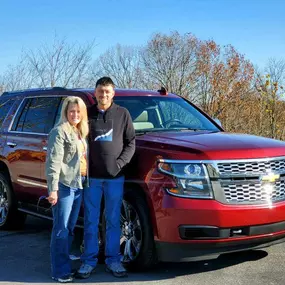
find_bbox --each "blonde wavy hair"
[57,96,89,139]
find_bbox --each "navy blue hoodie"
[88,102,135,178]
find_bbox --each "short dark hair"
[95,76,115,88]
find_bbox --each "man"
[76,77,135,278]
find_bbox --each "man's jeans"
[50,182,83,278]
[81,176,124,267]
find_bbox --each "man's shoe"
[75,264,95,279]
[52,275,74,283]
[105,262,128,278]
[69,254,80,261]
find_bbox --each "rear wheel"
[0,172,26,230]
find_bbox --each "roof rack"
[1,86,67,95]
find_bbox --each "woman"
[45,96,89,283]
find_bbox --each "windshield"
[114,96,220,133]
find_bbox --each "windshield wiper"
[178,128,221,132]
[135,128,220,135]
[135,128,172,135]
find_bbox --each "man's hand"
[47,191,58,206]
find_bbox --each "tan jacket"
[45,122,89,194]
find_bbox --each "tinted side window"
[12,97,62,134]
[14,99,30,132]
[54,97,66,126]
[0,97,16,126]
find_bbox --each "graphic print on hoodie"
[93,119,113,142]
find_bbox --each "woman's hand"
[47,191,58,206]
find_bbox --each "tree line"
[0,32,284,140]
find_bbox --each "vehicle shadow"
[0,216,268,283]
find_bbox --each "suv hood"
[138,131,285,160]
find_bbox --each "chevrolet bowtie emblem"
[260,173,280,183]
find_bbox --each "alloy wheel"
[0,179,8,225]
[120,200,142,262]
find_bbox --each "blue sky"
[0,0,284,74]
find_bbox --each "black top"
[88,102,135,178]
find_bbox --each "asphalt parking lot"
[0,216,284,285]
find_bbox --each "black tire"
[0,172,26,230]
[102,187,158,271]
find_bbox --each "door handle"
[7,142,17,148]
[43,146,47,151]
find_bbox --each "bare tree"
[0,35,96,91]
[265,58,285,89]
[92,44,143,88]
[141,31,199,98]
[0,55,35,92]
[253,58,285,139]
[24,35,96,88]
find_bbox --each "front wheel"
[119,188,157,271]
[82,187,158,271]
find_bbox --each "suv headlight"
[158,160,214,199]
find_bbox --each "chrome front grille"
[213,157,285,205]
[223,180,285,204]
[217,159,285,175]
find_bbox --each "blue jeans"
[50,181,83,278]
[81,176,124,267]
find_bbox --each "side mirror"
[213,118,222,127]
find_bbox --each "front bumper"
[154,195,285,242]
[155,232,285,262]
[179,220,285,239]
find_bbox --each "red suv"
[0,87,285,270]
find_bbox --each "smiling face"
[95,84,115,110]
[67,103,81,126]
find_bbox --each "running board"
[17,208,84,229]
